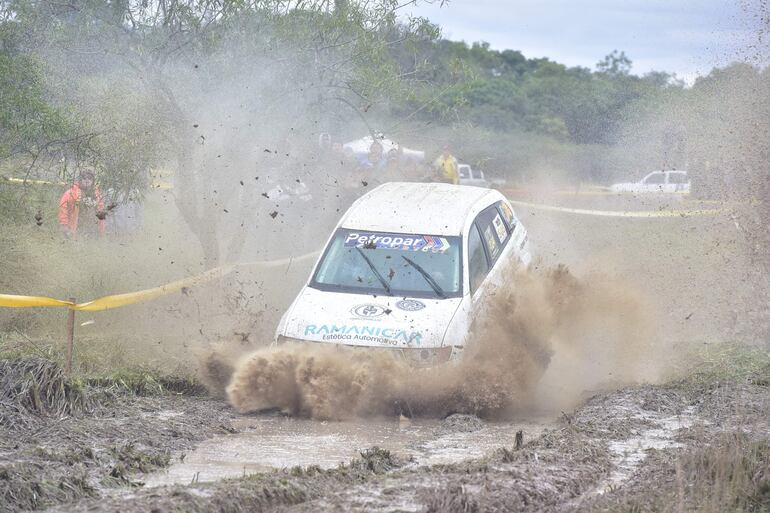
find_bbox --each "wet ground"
[4,373,756,513]
[2,359,767,513]
[143,415,550,486]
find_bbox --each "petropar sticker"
[344,232,450,252]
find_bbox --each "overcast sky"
[405,0,766,84]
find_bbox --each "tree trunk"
[174,146,221,267]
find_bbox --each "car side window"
[459,166,470,179]
[475,205,510,264]
[467,224,489,296]
[645,172,666,184]
[471,169,482,179]
[497,201,517,231]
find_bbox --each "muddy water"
[143,414,552,487]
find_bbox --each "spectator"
[433,145,459,184]
[357,140,386,171]
[58,170,106,239]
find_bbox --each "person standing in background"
[58,170,106,239]
[434,145,459,185]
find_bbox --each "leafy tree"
[0,21,68,167]
[596,50,632,76]
[4,0,445,265]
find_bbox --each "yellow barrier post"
[65,298,75,375]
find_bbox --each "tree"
[6,0,444,266]
[0,21,68,168]
[596,50,632,76]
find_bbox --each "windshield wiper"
[355,247,392,295]
[400,255,446,298]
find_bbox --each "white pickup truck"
[610,170,690,194]
[458,164,489,188]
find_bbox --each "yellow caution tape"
[508,199,728,218]
[0,250,321,311]
[0,295,75,308]
[72,265,235,311]
[1,176,66,186]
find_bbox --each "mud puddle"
[143,414,551,487]
[591,406,697,496]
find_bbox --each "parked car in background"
[458,164,489,188]
[610,170,690,194]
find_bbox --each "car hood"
[280,287,463,348]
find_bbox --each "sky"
[405,0,767,84]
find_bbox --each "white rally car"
[274,182,531,366]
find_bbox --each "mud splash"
[202,265,657,420]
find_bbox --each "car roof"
[340,182,499,236]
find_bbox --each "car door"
[463,200,525,337]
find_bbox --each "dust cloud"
[200,263,657,420]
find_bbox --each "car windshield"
[310,229,462,298]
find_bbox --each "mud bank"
[0,358,238,513]
[35,367,769,513]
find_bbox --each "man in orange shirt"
[58,170,106,239]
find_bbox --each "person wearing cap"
[433,146,459,185]
[58,170,106,239]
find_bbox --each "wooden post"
[65,298,75,375]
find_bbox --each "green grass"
[86,368,205,396]
[677,343,770,387]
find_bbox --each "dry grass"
[0,356,94,424]
[678,433,770,513]
[594,433,770,513]
[423,485,480,513]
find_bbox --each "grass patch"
[680,433,770,512]
[0,357,94,421]
[678,343,770,387]
[423,484,480,513]
[0,355,205,431]
[105,443,171,486]
[85,368,206,396]
[604,433,770,513]
[0,463,96,513]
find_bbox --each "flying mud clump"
[201,264,655,420]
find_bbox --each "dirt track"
[1,355,767,512]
